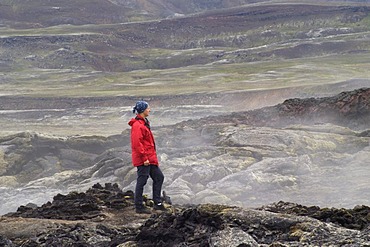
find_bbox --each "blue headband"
[133,101,149,114]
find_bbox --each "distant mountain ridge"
[1,0,370,28]
[0,0,270,28]
[1,2,370,74]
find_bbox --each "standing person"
[128,100,166,214]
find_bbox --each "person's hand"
[143,160,150,166]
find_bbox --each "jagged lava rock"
[1,183,370,246]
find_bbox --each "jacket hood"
[128,118,137,127]
[128,115,144,126]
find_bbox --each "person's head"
[133,100,150,117]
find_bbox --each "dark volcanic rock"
[197,87,370,130]
[17,223,138,247]
[259,201,370,231]
[1,184,370,246]
[135,203,370,246]
[276,87,370,127]
[0,235,14,247]
[5,183,134,220]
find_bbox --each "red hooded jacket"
[128,115,159,167]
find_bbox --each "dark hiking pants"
[135,164,164,209]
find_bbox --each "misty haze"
[0,0,369,246]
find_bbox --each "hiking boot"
[135,207,152,214]
[153,202,167,211]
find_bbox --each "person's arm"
[131,123,149,165]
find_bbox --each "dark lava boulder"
[259,201,370,231]
[5,183,134,220]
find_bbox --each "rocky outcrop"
[1,183,369,246]
[259,201,370,231]
[136,204,370,246]
[5,183,133,220]
[193,87,370,130]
